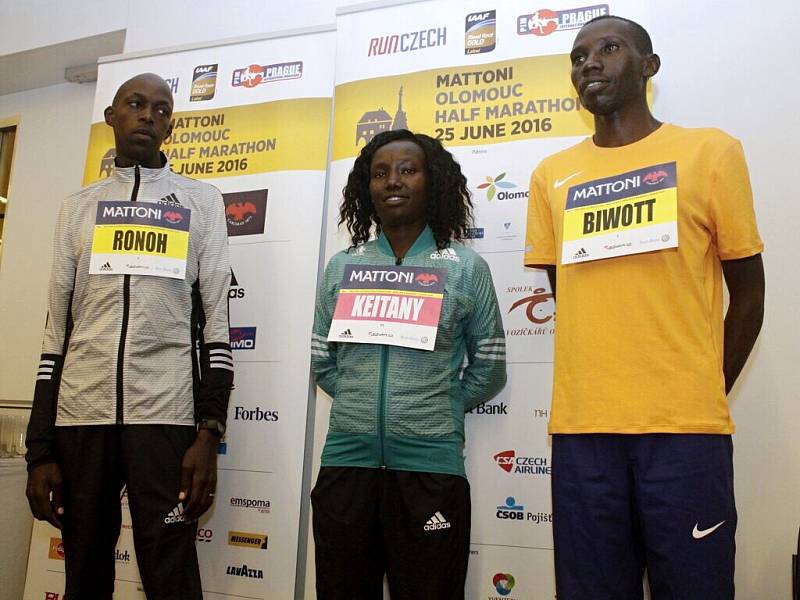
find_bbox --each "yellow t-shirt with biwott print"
[524,124,763,435]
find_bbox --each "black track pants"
[311,466,471,600]
[55,425,201,600]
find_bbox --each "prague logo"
[518,5,609,36]
[232,61,303,87]
[509,287,554,324]
[493,572,516,595]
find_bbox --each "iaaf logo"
[232,61,303,87]
[494,450,551,475]
[415,272,439,286]
[230,327,257,350]
[517,5,609,36]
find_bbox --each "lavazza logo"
[226,563,263,579]
[494,449,551,475]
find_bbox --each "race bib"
[561,162,678,264]
[89,201,191,279]
[327,264,448,351]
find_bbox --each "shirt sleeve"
[709,139,764,260]
[310,258,339,397]
[524,163,557,267]
[194,186,233,425]
[26,199,77,471]
[461,255,507,411]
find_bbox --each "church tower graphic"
[355,86,409,146]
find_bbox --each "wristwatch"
[197,419,226,437]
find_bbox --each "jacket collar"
[112,152,171,183]
[376,225,437,259]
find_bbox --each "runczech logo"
[493,572,516,595]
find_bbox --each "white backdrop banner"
[23,27,335,600]
[312,1,648,598]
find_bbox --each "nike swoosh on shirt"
[692,521,725,539]
[553,171,582,189]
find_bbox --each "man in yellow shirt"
[525,15,764,599]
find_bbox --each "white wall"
[0,82,96,404]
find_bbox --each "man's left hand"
[179,430,219,521]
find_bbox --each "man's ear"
[104,105,115,127]
[643,53,661,79]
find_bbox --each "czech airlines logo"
[231,61,303,87]
[517,5,609,36]
[494,449,551,475]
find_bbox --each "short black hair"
[339,129,473,250]
[583,15,653,54]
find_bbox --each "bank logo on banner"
[48,537,65,560]
[190,64,218,101]
[492,572,516,597]
[368,27,447,56]
[476,172,527,201]
[466,399,508,416]
[223,189,268,236]
[464,227,485,239]
[230,326,257,350]
[465,10,496,55]
[505,284,555,337]
[517,5,609,36]
[231,61,303,87]
[230,496,272,513]
[228,531,269,549]
[496,496,553,525]
[494,449,551,475]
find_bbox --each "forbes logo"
[234,406,279,421]
[230,327,256,350]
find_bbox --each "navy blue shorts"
[551,434,736,600]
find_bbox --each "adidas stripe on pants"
[55,425,202,600]
[311,467,471,600]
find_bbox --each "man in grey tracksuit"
[25,73,232,600]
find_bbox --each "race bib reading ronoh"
[561,162,678,264]
[89,201,191,279]
[328,264,448,351]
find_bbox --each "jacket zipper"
[378,255,403,466]
[116,165,140,424]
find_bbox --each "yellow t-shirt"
[524,124,763,434]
